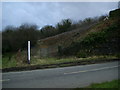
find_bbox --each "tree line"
[2,15,106,54]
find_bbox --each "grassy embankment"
[2,55,119,69]
[61,18,119,57]
[2,19,120,69]
[2,20,119,69]
[2,9,120,70]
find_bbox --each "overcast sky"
[2,2,118,30]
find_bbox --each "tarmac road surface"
[2,61,119,88]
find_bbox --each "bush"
[82,31,107,46]
[76,51,87,58]
[56,19,72,33]
[115,53,120,58]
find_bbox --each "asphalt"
[2,61,120,88]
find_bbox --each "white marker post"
[28,41,30,64]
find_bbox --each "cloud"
[2,2,118,30]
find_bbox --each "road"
[2,61,120,88]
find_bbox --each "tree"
[40,25,56,37]
[18,23,39,48]
[2,23,39,54]
[56,19,72,33]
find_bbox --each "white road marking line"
[64,65,120,75]
[0,79,10,82]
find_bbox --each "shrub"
[76,51,87,58]
[116,53,120,58]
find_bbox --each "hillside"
[37,23,97,47]
[61,9,120,57]
[33,9,119,58]
[34,20,98,57]
[2,9,120,70]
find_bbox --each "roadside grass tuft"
[2,56,17,68]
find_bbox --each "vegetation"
[73,80,119,89]
[2,56,16,69]
[2,24,39,54]
[61,18,119,57]
[2,9,120,69]
[56,19,72,33]
[87,79,119,88]
[2,16,105,54]
[2,55,118,69]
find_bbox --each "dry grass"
[2,54,119,69]
[30,55,118,66]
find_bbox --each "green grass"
[0,56,2,69]
[73,80,119,89]
[30,57,75,65]
[31,55,118,66]
[2,56,17,68]
[2,55,119,69]
[87,79,120,88]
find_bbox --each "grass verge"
[87,79,120,88]
[31,55,118,66]
[73,80,119,89]
[2,55,119,72]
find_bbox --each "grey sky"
[2,2,118,30]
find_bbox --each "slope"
[33,9,120,58]
[61,9,120,57]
